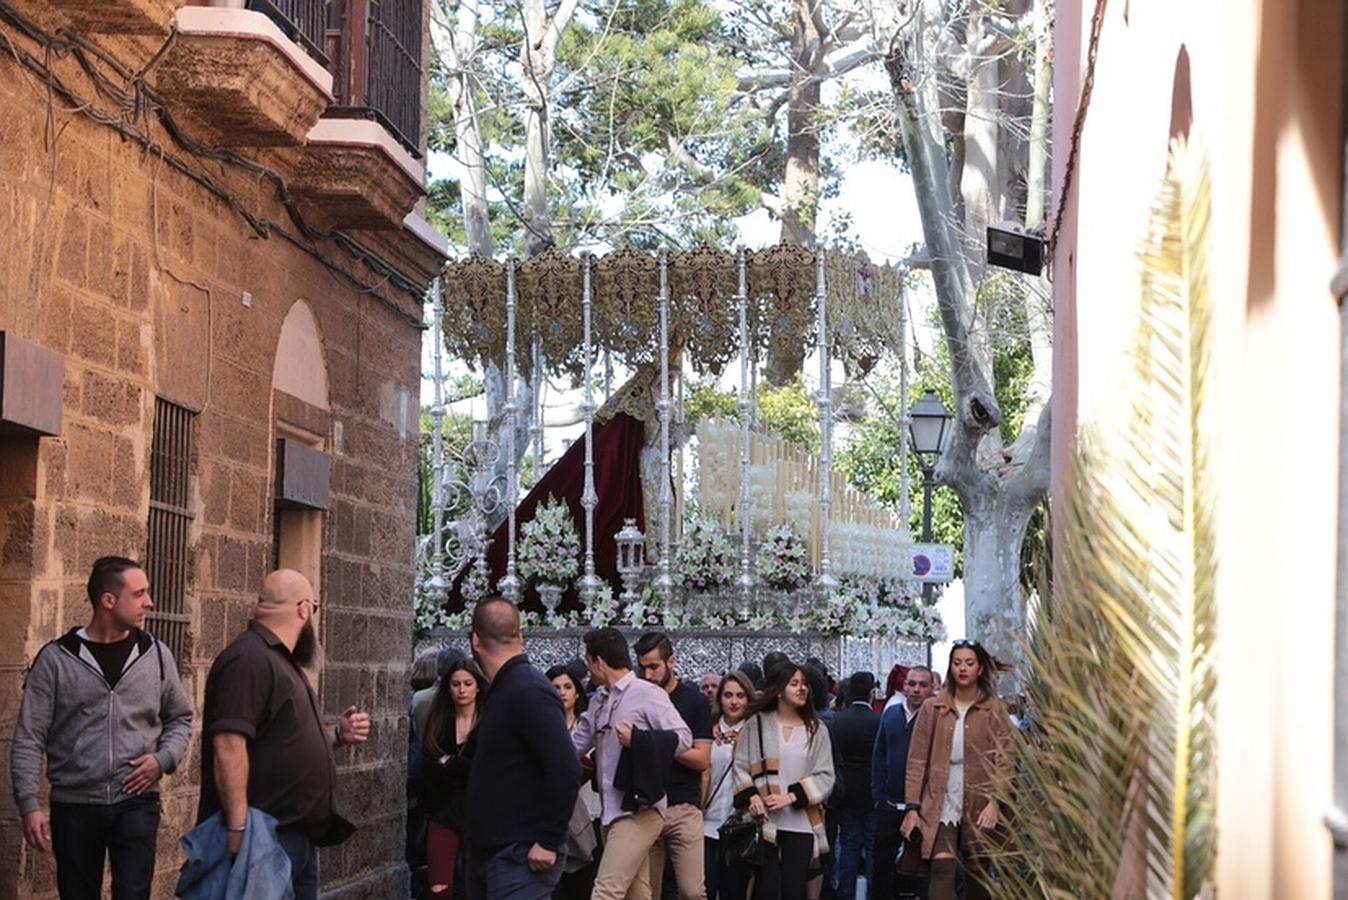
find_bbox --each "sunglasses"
[951,639,982,650]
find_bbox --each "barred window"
[145,398,194,669]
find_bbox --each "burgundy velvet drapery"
[450,413,647,613]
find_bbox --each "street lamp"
[907,389,951,616]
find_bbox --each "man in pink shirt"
[572,628,692,900]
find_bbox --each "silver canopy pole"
[815,248,839,593]
[653,251,675,601]
[498,259,522,602]
[578,254,603,603]
[736,249,756,601]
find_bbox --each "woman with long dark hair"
[899,640,1012,900]
[703,671,755,900]
[732,663,835,900]
[547,664,600,900]
[421,658,484,898]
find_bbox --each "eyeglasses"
[951,639,981,649]
[302,597,321,613]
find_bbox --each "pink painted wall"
[1050,0,1345,895]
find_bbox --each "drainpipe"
[1330,14,1348,889]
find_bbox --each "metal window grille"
[249,0,330,66]
[365,0,422,154]
[146,399,194,668]
[327,1,423,158]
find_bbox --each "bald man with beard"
[198,570,372,899]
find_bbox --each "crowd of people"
[407,597,1014,900]
[7,557,1011,900]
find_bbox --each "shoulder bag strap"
[705,747,735,810]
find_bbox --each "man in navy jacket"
[870,665,935,900]
[465,598,581,898]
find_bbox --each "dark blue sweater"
[465,655,581,852]
[871,702,920,806]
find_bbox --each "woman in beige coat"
[899,640,1012,900]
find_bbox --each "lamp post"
[907,389,952,610]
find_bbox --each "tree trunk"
[433,0,493,258]
[872,0,1053,669]
[455,88,492,257]
[768,0,825,386]
[959,484,1038,674]
[518,0,578,257]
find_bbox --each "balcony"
[154,5,333,146]
[290,117,425,229]
[325,0,424,159]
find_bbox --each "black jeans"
[50,795,161,900]
[872,804,928,900]
[751,831,815,900]
[704,838,749,900]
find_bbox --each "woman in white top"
[899,640,1012,900]
[548,665,600,900]
[702,671,755,900]
[733,664,835,900]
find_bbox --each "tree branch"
[736,43,880,93]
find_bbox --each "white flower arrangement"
[675,517,735,591]
[460,558,493,604]
[414,591,452,637]
[755,524,812,591]
[517,496,581,587]
[585,583,621,628]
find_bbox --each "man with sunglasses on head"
[198,569,371,900]
[870,665,935,900]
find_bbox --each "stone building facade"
[0,1,445,896]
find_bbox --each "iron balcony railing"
[249,0,330,66]
[326,0,424,158]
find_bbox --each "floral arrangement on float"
[517,495,581,611]
[459,558,493,604]
[674,517,736,592]
[755,524,812,591]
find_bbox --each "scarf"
[731,709,835,860]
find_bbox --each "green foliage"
[834,374,965,570]
[756,375,819,451]
[684,375,818,451]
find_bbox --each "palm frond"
[988,137,1217,900]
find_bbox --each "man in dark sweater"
[466,598,581,898]
[634,631,712,900]
[831,672,881,900]
[870,664,934,900]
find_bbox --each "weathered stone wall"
[0,13,425,898]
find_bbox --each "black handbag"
[717,716,770,867]
[718,812,767,866]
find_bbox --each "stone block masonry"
[0,8,437,898]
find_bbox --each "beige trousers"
[594,808,665,900]
[642,803,707,900]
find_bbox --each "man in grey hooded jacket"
[10,556,194,899]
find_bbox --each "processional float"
[418,244,942,673]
